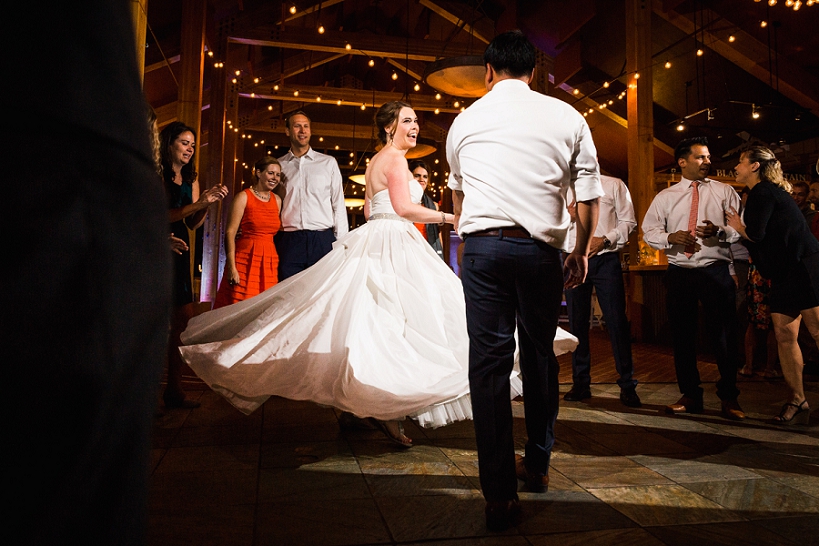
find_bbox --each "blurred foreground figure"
[2,2,172,544]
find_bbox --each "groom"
[447,30,602,532]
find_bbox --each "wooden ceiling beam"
[418,0,491,44]
[238,84,465,115]
[228,26,478,61]
[653,0,819,116]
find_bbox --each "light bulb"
[665,61,672,69]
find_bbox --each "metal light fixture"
[423,55,487,98]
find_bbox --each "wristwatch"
[715,227,725,240]
[602,237,612,250]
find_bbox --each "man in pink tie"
[643,137,745,420]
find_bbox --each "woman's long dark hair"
[159,121,197,186]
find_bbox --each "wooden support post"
[130,0,148,84]
[200,44,245,302]
[626,0,655,340]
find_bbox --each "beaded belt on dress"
[368,213,409,222]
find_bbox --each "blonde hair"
[742,146,790,192]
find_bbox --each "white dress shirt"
[642,177,740,268]
[278,147,348,237]
[446,79,603,250]
[567,175,636,254]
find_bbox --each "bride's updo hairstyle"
[375,101,412,146]
[742,146,790,192]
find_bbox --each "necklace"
[252,187,271,201]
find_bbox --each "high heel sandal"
[370,419,413,448]
[772,400,810,426]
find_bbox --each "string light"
[435,93,441,100]
[728,35,736,42]
[318,25,325,34]
[368,59,375,67]
[273,84,279,91]
[414,83,420,92]
[289,5,297,14]
[360,104,366,110]
[434,108,440,114]
[254,78,260,83]
[345,43,351,50]
[319,137,324,142]
[454,101,460,107]
[268,105,273,110]
[752,104,760,119]
[293,90,299,96]
[696,48,704,56]
[603,81,610,88]
[665,60,672,69]
[760,20,768,27]
[676,121,685,131]
[337,100,342,105]
[391,72,398,80]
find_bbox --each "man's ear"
[484,64,494,90]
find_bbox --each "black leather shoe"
[563,386,591,402]
[515,454,549,493]
[485,498,521,532]
[620,387,642,408]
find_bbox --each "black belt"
[466,226,531,239]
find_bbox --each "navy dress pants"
[666,262,740,401]
[275,228,336,281]
[565,252,636,391]
[461,234,563,503]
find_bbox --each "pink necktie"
[685,181,700,258]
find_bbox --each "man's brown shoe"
[515,454,549,493]
[721,399,746,420]
[485,499,521,532]
[665,396,703,414]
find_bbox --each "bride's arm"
[387,156,453,224]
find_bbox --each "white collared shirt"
[567,175,636,254]
[642,176,740,268]
[278,147,348,237]
[446,79,603,249]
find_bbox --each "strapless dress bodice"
[369,179,423,216]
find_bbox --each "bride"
[180,101,577,447]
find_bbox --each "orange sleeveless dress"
[214,189,281,308]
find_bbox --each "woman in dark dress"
[160,121,229,408]
[727,146,819,425]
[409,160,444,259]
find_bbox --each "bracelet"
[440,211,446,225]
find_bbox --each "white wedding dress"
[180,180,578,427]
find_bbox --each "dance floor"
[149,329,819,545]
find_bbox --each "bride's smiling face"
[388,107,419,150]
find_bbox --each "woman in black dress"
[160,121,228,408]
[727,146,819,425]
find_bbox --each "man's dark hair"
[674,136,709,162]
[792,180,809,193]
[483,30,536,78]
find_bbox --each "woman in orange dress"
[214,156,282,308]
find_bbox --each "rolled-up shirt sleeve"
[642,196,671,250]
[571,121,603,202]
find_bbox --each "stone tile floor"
[149,377,819,545]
